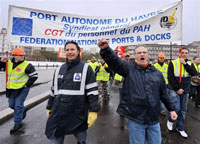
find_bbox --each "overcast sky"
[0,0,199,45]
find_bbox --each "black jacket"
[100,47,175,125]
[45,56,99,139]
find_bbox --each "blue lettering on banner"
[145,33,171,41]
[120,28,130,35]
[112,36,134,44]
[19,37,101,46]
[115,18,129,24]
[133,24,151,33]
[61,16,112,25]
[77,29,117,38]
[30,11,57,21]
[12,17,33,36]
[63,24,99,33]
[100,22,131,31]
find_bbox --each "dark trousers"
[189,85,197,99]
[196,86,200,105]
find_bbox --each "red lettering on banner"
[44,29,64,36]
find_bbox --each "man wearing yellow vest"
[88,56,98,73]
[190,56,200,108]
[189,56,200,100]
[154,53,168,116]
[6,48,38,134]
[197,63,200,107]
[95,58,110,102]
[167,47,197,138]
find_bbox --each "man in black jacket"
[98,38,177,144]
[0,57,6,71]
[189,56,200,102]
[45,41,99,144]
[167,48,197,138]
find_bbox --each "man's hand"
[1,58,7,62]
[170,111,178,121]
[87,112,98,127]
[176,89,184,95]
[180,58,186,65]
[97,38,109,49]
[46,109,51,117]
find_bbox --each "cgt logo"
[160,8,177,30]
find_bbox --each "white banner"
[8,2,182,48]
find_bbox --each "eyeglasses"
[136,51,148,55]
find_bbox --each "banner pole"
[170,42,172,61]
[179,45,182,83]
[179,0,183,83]
[5,51,8,88]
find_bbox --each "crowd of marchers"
[1,39,200,144]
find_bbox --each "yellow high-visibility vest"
[88,62,98,72]
[172,58,191,77]
[198,65,200,73]
[7,60,29,89]
[114,73,123,82]
[154,63,168,84]
[193,62,199,73]
[96,63,110,81]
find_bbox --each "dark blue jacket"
[45,57,99,139]
[100,47,175,125]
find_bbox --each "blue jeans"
[50,131,87,144]
[160,101,165,112]
[128,119,161,144]
[8,87,30,125]
[160,88,169,112]
[119,88,123,102]
[168,90,189,131]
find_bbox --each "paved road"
[0,87,200,144]
[0,82,51,111]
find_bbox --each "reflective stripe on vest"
[154,63,168,84]
[172,58,190,77]
[114,73,123,82]
[96,63,110,81]
[54,63,89,95]
[7,60,29,89]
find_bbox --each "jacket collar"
[158,61,164,66]
[66,56,80,68]
[134,62,155,72]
